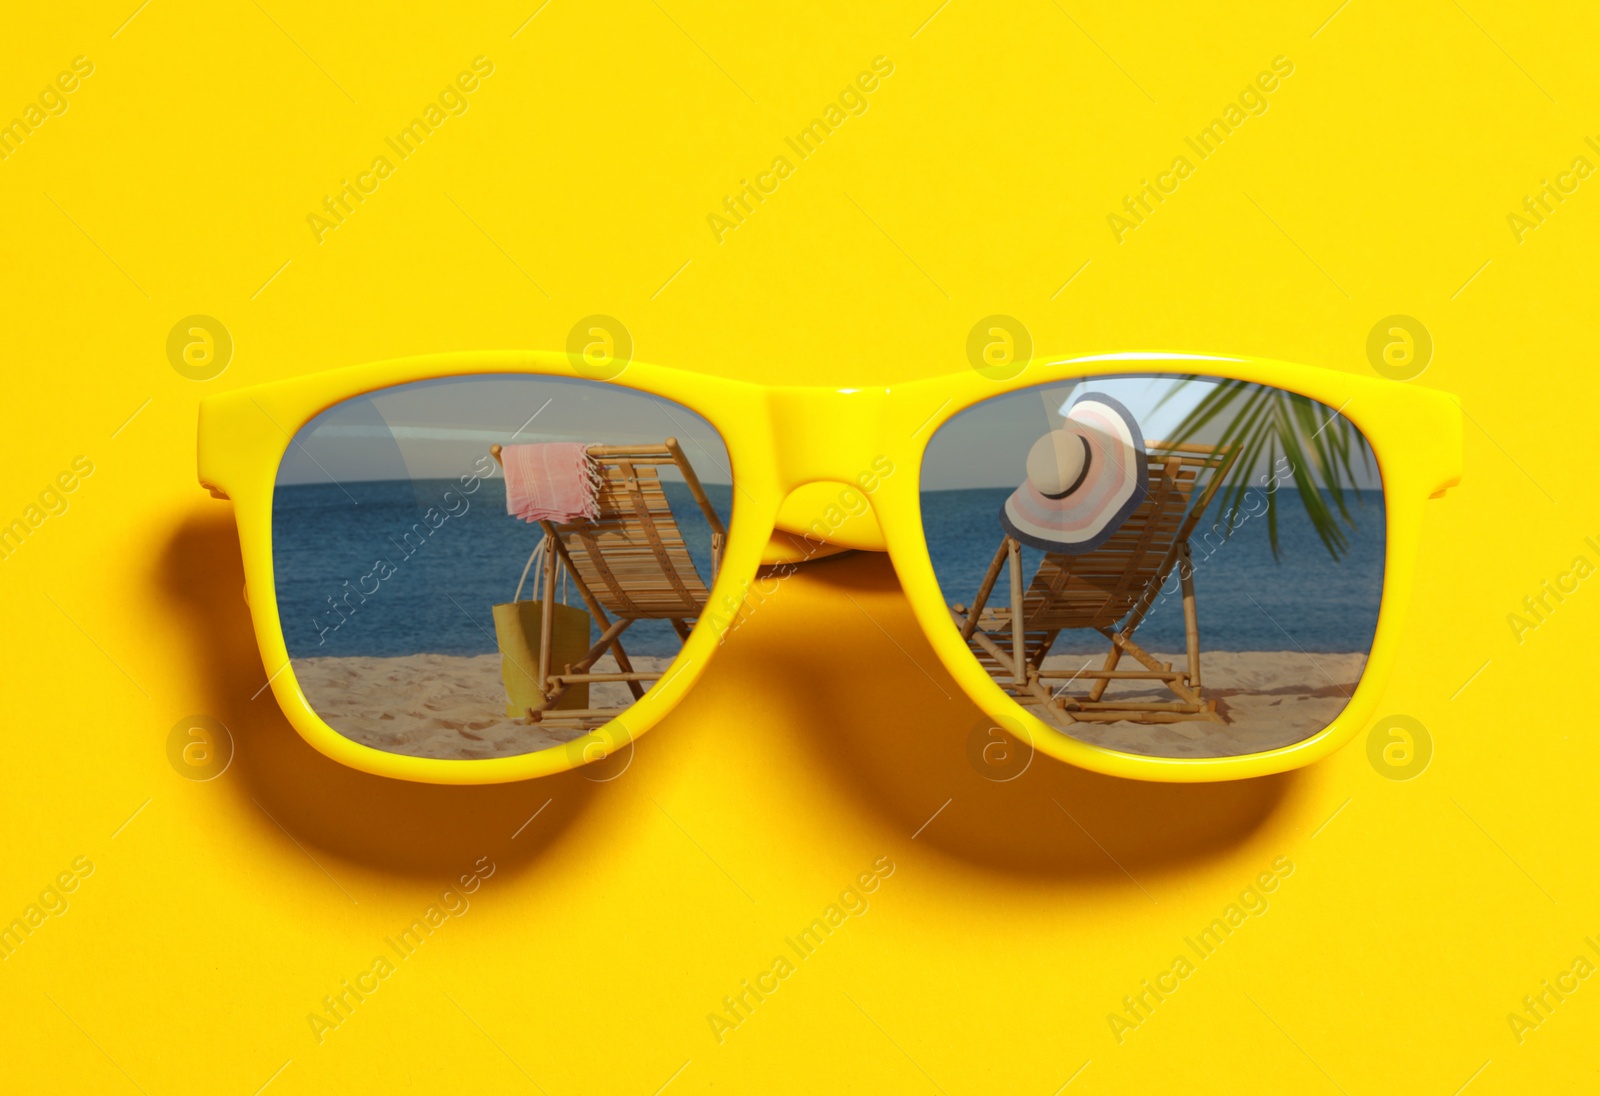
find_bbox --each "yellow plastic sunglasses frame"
[197,351,1462,786]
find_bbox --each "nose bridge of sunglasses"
[757,385,895,558]
[770,480,887,554]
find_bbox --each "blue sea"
[273,478,732,660]
[274,480,1384,659]
[923,487,1385,653]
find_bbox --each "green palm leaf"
[1157,377,1373,561]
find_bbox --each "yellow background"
[2,1,1596,1092]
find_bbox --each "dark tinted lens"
[273,375,730,759]
[922,374,1384,758]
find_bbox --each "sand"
[1026,650,1367,758]
[292,653,671,760]
[292,649,1364,762]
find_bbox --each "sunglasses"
[196,351,1461,785]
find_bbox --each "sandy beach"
[294,648,1363,761]
[292,653,672,760]
[1027,650,1367,758]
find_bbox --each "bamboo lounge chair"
[490,438,725,727]
[950,440,1240,725]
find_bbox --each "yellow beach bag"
[491,538,592,717]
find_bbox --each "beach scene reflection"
[923,373,1384,759]
[273,376,730,760]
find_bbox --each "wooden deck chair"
[490,438,725,727]
[950,440,1240,725]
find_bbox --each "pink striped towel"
[501,443,602,524]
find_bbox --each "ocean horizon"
[273,479,1384,660]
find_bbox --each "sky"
[277,375,731,486]
[276,372,1379,493]
[921,373,1382,490]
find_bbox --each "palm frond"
[1160,376,1374,561]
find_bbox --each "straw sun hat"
[998,393,1150,554]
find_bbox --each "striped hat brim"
[999,393,1149,554]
